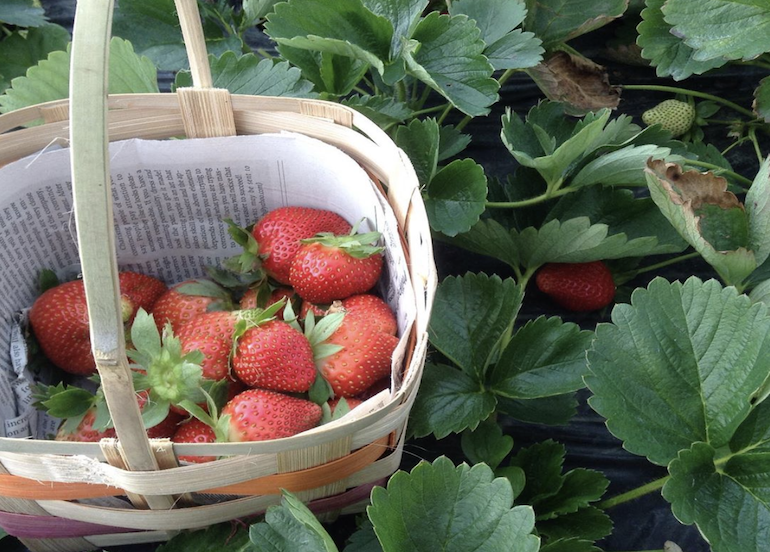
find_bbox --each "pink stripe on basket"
[0,479,387,539]
[0,511,141,539]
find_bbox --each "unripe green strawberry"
[641,99,695,137]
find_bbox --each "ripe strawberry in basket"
[300,294,397,336]
[232,301,319,392]
[220,388,322,442]
[252,206,351,284]
[316,311,399,398]
[33,380,182,442]
[29,271,167,376]
[151,279,234,333]
[290,228,384,303]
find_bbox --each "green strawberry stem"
[485,186,575,209]
[622,84,756,119]
[595,475,669,510]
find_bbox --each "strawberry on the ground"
[220,388,322,442]
[535,261,616,312]
[151,279,233,333]
[252,207,351,284]
[289,229,384,304]
[172,418,217,463]
[641,99,696,137]
[232,304,316,392]
[316,316,399,398]
[29,271,166,376]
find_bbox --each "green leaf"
[746,156,770,266]
[428,273,524,379]
[534,469,609,519]
[140,396,170,430]
[438,124,472,161]
[403,12,499,117]
[756,76,770,123]
[662,0,770,62]
[277,45,368,95]
[497,393,578,426]
[498,465,526,500]
[663,442,770,552]
[409,363,497,439]
[460,418,514,469]
[0,0,47,27]
[490,317,593,400]
[502,108,611,188]
[637,0,727,81]
[0,38,158,114]
[445,218,522,270]
[485,29,544,71]
[265,0,393,75]
[450,0,527,44]
[537,508,613,542]
[368,457,540,552]
[425,159,488,237]
[571,144,671,187]
[586,276,770,466]
[539,538,603,552]
[545,187,688,256]
[37,387,95,419]
[0,24,70,92]
[509,440,566,505]
[395,118,440,188]
[523,0,627,48]
[645,159,757,286]
[449,0,543,70]
[244,0,283,20]
[112,0,241,72]
[750,278,770,309]
[157,523,250,552]
[344,519,383,552]
[250,491,338,551]
[341,94,413,126]
[175,53,315,97]
[37,268,60,294]
[361,0,428,59]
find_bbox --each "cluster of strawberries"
[29,206,399,462]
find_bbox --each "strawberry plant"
[3,1,770,552]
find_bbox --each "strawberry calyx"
[175,278,236,312]
[176,384,232,445]
[299,230,384,259]
[127,309,211,408]
[302,309,346,405]
[223,218,267,278]
[32,382,108,435]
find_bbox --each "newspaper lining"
[0,132,416,439]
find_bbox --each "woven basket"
[0,1,436,550]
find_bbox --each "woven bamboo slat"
[0,0,436,550]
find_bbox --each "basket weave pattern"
[0,1,436,550]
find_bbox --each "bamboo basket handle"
[69,0,178,510]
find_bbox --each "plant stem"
[485,186,574,209]
[437,104,453,125]
[596,476,669,510]
[410,104,451,118]
[623,251,701,278]
[682,160,753,187]
[622,84,757,119]
[749,126,764,164]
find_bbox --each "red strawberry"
[172,418,217,463]
[535,261,616,312]
[176,311,238,382]
[232,319,316,392]
[151,279,233,333]
[289,231,384,303]
[220,388,322,442]
[29,272,166,376]
[317,318,398,397]
[253,207,351,284]
[55,408,116,442]
[340,294,397,336]
[239,287,297,320]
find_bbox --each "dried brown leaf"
[527,51,621,115]
[645,159,743,212]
